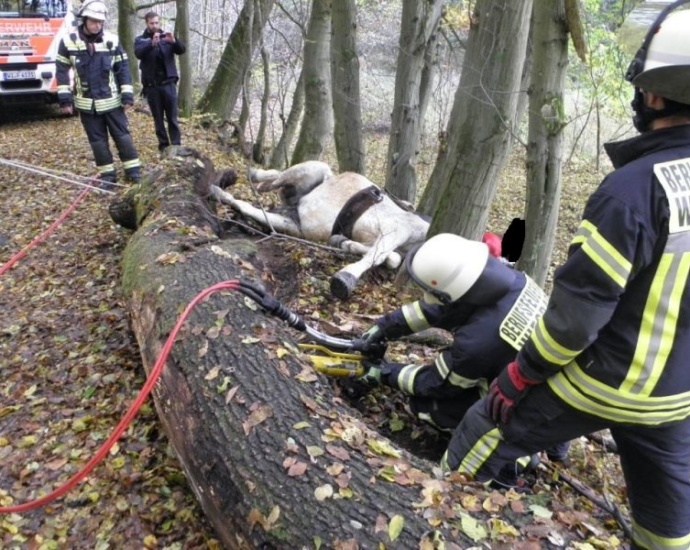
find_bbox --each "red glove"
[486,361,538,424]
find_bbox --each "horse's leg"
[251,161,333,192]
[248,167,281,184]
[328,235,402,269]
[330,232,404,299]
[211,186,301,236]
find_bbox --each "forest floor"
[0,103,629,549]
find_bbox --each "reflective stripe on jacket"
[56,28,133,114]
[517,125,690,424]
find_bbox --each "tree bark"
[291,0,333,164]
[269,70,305,169]
[108,147,596,549]
[196,0,275,119]
[519,0,568,286]
[118,0,139,86]
[331,0,365,174]
[384,0,444,202]
[418,0,533,240]
[176,0,194,117]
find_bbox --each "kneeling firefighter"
[355,233,570,486]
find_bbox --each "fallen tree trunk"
[109,147,607,549]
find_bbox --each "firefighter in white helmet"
[55,0,141,189]
[444,3,690,548]
[355,233,569,488]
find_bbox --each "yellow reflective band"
[572,220,631,288]
[57,85,71,93]
[447,371,482,389]
[122,159,141,169]
[56,53,71,64]
[621,253,690,395]
[458,428,502,476]
[530,317,578,366]
[97,164,115,173]
[401,301,431,332]
[398,364,423,394]
[121,84,134,94]
[548,365,690,424]
[434,354,450,379]
[633,517,690,550]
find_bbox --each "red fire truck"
[0,0,75,107]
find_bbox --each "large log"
[110,148,587,549]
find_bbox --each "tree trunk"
[384,0,444,202]
[269,71,305,169]
[331,0,365,174]
[519,0,568,286]
[418,0,533,240]
[196,0,275,119]
[176,0,194,117]
[291,0,333,164]
[118,0,139,86]
[108,147,596,549]
[252,44,271,165]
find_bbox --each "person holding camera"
[134,12,186,153]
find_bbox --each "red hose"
[0,279,241,513]
[0,186,91,277]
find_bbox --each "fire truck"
[0,0,75,107]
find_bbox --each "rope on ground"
[0,157,120,194]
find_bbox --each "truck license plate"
[2,70,36,80]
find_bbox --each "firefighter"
[56,0,141,189]
[134,12,186,154]
[357,233,570,486]
[443,4,690,548]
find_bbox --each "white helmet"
[79,0,108,21]
[406,233,489,304]
[626,5,690,105]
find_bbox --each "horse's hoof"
[328,234,348,248]
[330,272,357,300]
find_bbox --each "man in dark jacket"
[444,4,690,548]
[134,12,186,153]
[357,233,570,486]
[56,0,141,189]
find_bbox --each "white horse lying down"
[211,160,430,299]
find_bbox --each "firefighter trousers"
[79,108,140,182]
[443,383,690,550]
[144,82,181,151]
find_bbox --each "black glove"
[485,361,538,424]
[350,324,387,359]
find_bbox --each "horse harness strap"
[331,185,384,240]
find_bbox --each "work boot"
[125,170,141,184]
[488,454,540,493]
[98,172,117,191]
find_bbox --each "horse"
[211,160,430,299]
